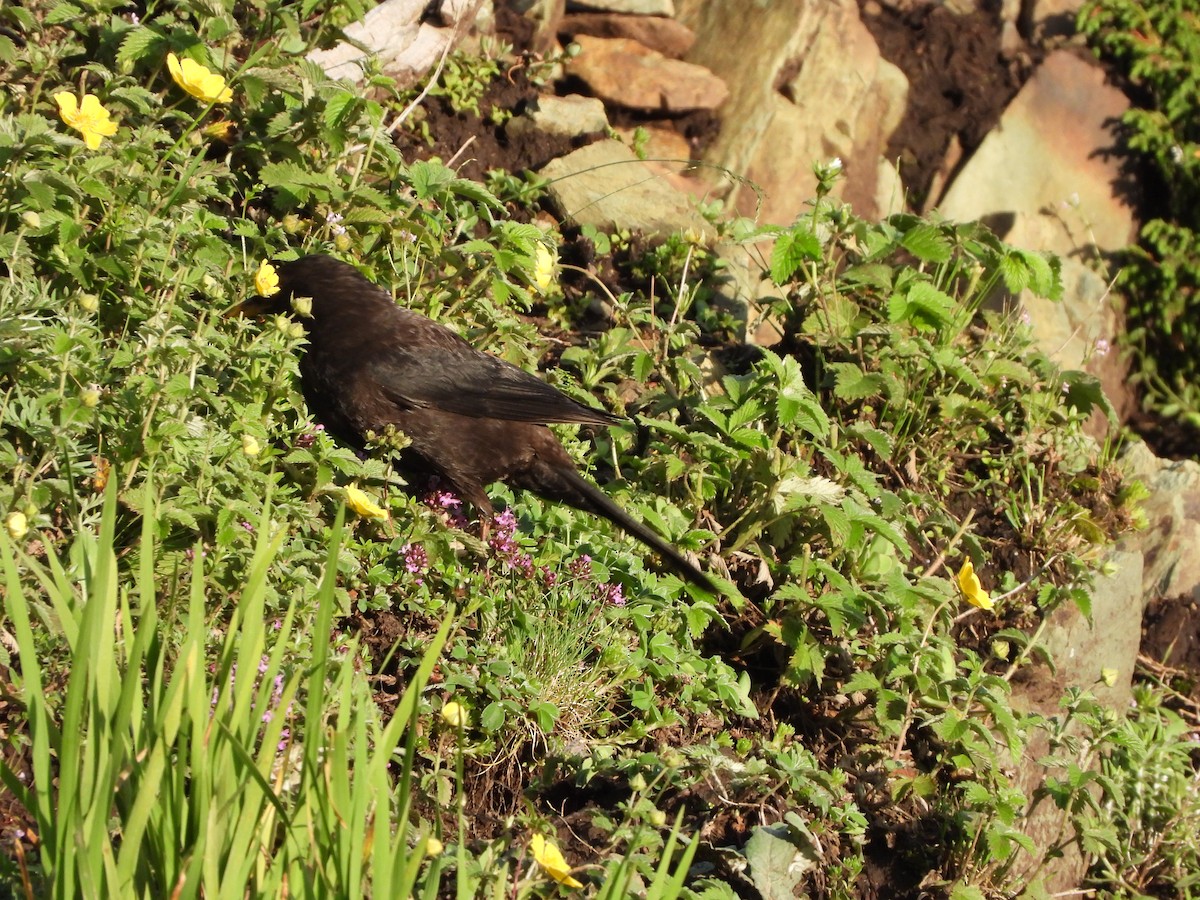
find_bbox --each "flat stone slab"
[566,34,728,112]
[539,139,714,238]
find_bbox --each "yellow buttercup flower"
[255,260,280,297]
[202,119,236,143]
[532,242,556,292]
[5,511,28,540]
[344,484,389,520]
[441,701,467,728]
[957,560,993,611]
[54,92,119,150]
[166,52,233,104]
[529,834,583,889]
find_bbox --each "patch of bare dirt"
[859,0,1037,207]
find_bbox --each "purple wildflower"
[595,581,626,607]
[402,542,429,584]
[569,555,593,580]
[296,423,325,449]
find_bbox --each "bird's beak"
[225,296,274,319]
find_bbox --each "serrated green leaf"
[906,280,956,330]
[830,362,888,401]
[117,27,164,70]
[769,227,821,285]
[449,178,502,210]
[900,223,952,263]
[45,1,84,24]
[999,251,1031,294]
[409,160,453,200]
[322,90,356,130]
[848,423,893,459]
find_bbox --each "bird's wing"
[368,347,623,427]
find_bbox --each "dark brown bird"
[234,254,715,592]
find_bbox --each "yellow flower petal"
[5,511,28,540]
[167,52,233,104]
[255,260,280,297]
[202,119,236,143]
[530,834,583,889]
[532,243,556,292]
[55,91,118,150]
[344,484,388,520]
[957,560,993,611]
[441,701,467,728]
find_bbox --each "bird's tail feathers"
[525,464,717,594]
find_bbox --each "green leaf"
[743,822,819,900]
[117,27,163,69]
[830,362,888,401]
[999,251,1031,294]
[900,223,952,263]
[769,227,821,285]
[409,160,454,200]
[322,90,357,130]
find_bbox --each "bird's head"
[226,255,383,322]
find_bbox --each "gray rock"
[1120,442,1200,603]
[506,94,609,139]
[308,0,490,86]
[567,34,729,112]
[1009,548,1144,894]
[539,139,714,238]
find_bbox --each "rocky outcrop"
[539,139,714,237]
[936,50,1136,398]
[677,0,909,223]
[566,34,728,112]
[308,0,491,85]
[560,12,696,57]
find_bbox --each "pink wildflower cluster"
[490,509,534,577]
[296,423,325,449]
[211,655,293,752]
[423,477,468,529]
[594,581,626,607]
[401,542,429,584]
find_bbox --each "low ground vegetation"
[1,0,1197,896]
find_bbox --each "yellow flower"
[532,242,556,292]
[54,92,119,150]
[530,834,583,889]
[441,701,467,728]
[202,119,236,143]
[5,511,28,540]
[345,484,388,520]
[957,560,993,611]
[166,52,233,104]
[424,836,444,857]
[255,260,280,297]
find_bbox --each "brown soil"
[859,0,1037,208]
[1141,595,1200,701]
